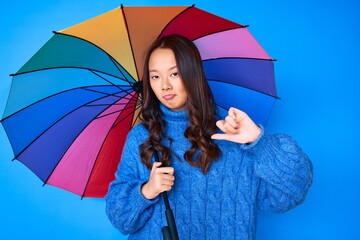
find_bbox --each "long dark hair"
[139,34,221,174]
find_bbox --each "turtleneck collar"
[160,104,189,124]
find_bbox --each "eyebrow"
[149,65,178,73]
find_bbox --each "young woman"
[105,34,313,239]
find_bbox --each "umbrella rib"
[81,94,139,198]
[86,102,132,107]
[41,92,132,187]
[202,56,276,62]
[107,56,136,84]
[157,5,246,42]
[81,85,134,100]
[10,88,137,189]
[90,70,136,94]
[9,89,125,161]
[10,66,128,80]
[94,104,137,120]
[207,78,280,99]
[130,104,142,128]
[121,4,140,82]
[191,25,248,42]
[80,83,136,103]
[11,30,137,84]
[1,85,126,122]
[81,85,136,105]
[111,102,141,130]
[53,31,137,82]
[111,105,141,130]
[158,5,195,38]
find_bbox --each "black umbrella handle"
[153,151,179,240]
[164,205,179,240]
[162,226,172,240]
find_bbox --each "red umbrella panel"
[0,5,278,198]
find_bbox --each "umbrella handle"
[162,226,172,240]
[164,207,179,240]
[153,151,179,240]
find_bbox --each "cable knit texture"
[105,105,313,240]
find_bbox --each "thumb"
[151,161,162,172]
[211,133,227,140]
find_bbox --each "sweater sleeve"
[105,129,159,234]
[242,128,313,213]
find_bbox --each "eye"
[170,72,178,77]
[150,75,159,80]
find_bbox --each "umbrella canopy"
[1,5,278,198]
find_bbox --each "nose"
[162,77,172,91]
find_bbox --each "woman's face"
[148,48,188,111]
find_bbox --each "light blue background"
[1,0,359,239]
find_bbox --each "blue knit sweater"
[105,105,312,240]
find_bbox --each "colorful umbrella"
[1,5,278,198]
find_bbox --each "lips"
[163,94,176,100]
